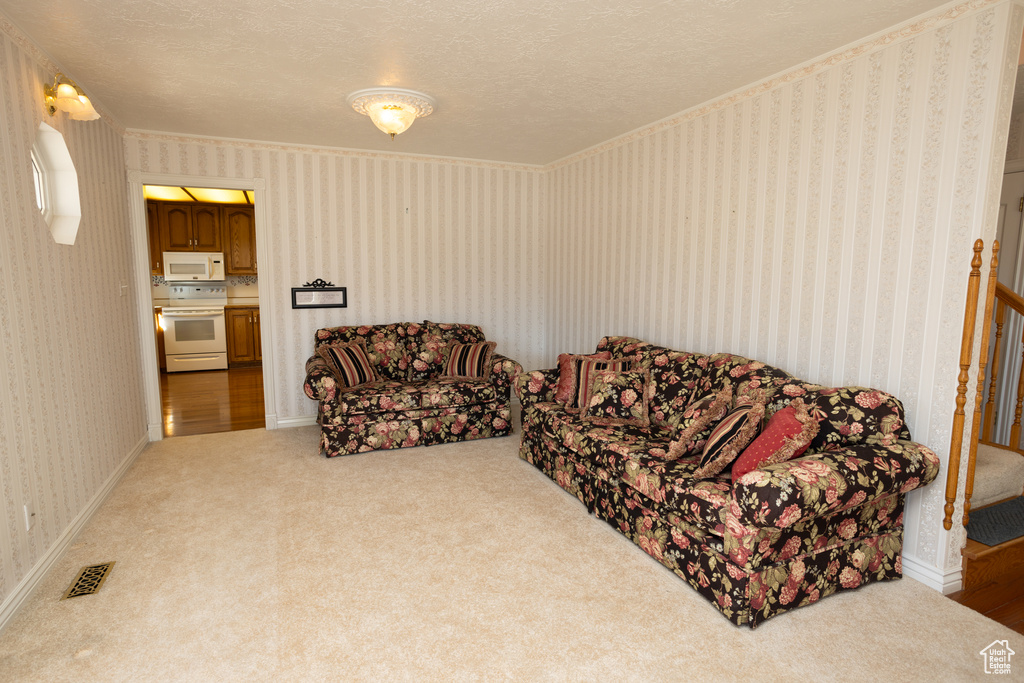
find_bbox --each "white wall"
[0,22,148,618]
[123,136,551,424]
[545,1,1024,587]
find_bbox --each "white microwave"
[163,252,225,282]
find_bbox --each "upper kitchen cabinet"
[223,206,257,275]
[156,202,222,253]
[192,205,222,251]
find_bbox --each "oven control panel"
[168,285,228,306]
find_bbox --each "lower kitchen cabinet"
[226,306,262,366]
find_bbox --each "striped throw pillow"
[692,401,765,479]
[317,341,380,390]
[442,341,497,380]
[565,355,632,413]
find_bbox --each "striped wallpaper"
[0,26,148,616]
[122,137,551,422]
[545,1,1022,582]
[2,0,1020,620]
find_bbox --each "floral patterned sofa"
[514,336,940,627]
[304,321,521,457]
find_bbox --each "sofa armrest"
[514,368,559,405]
[490,353,523,400]
[728,439,940,530]
[303,355,340,402]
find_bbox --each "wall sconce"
[347,88,435,139]
[43,73,100,121]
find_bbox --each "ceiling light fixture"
[347,88,435,140]
[43,73,100,121]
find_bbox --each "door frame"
[127,171,275,440]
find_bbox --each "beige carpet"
[0,427,1020,681]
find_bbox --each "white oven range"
[161,285,228,372]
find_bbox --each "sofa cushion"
[595,336,707,431]
[565,356,633,413]
[421,378,498,408]
[732,398,820,485]
[522,401,730,536]
[410,321,487,380]
[692,401,765,479]
[582,368,653,427]
[555,351,611,404]
[800,386,910,451]
[667,384,733,459]
[317,341,380,390]
[524,402,670,459]
[313,323,419,381]
[666,476,733,538]
[442,341,496,380]
[690,353,794,407]
[329,381,422,416]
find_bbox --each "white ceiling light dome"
[347,88,435,139]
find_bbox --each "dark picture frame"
[291,286,347,309]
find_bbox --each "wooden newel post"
[944,239,984,531]
[963,240,999,527]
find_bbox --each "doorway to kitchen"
[145,183,265,437]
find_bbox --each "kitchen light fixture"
[43,73,100,121]
[347,88,435,139]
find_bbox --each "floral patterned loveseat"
[514,336,940,627]
[304,321,521,457]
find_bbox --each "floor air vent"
[62,562,115,599]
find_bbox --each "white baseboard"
[0,433,149,634]
[148,422,162,441]
[264,413,277,430]
[276,415,317,428]
[902,552,962,594]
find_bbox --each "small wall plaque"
[292,286,347,309]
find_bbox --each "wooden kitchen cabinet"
[253,309,261,362]
[156,202,223,253]
[223,206,257,275]
[226,306,261,366]
[146,201,163,274]
[192,205,222,251]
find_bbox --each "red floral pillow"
[731,398,820,485]
[555,351,611,404]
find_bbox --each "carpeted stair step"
[970,444,1024,510]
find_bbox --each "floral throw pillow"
[581,368,653,427]
[555,351,611,404]
[667,383,734,459]
[565,355,633,413]
[692,401,765,479]
[731,398,820,485]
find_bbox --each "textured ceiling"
[3,0,955,165]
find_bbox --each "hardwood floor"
[159,366,265,437]
[949,536,1024,634]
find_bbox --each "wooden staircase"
[946,240,1024,622]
